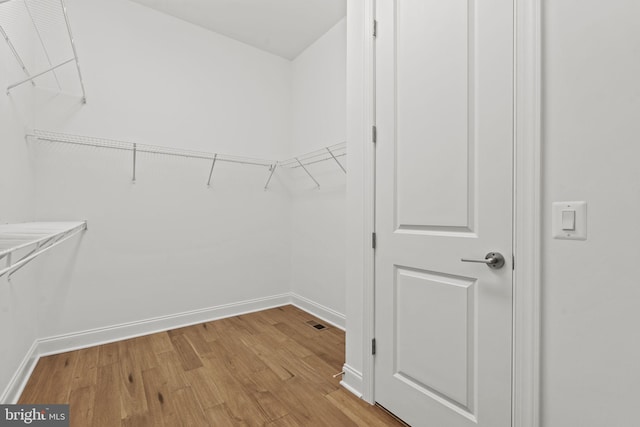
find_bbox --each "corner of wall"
[0,341,39,404]
[0,13,40,404]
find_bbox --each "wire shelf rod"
[280,141,346,160]
[31,137,269,165]
[284,152,346,169]
[0,224,78,257]
[279,142,346,167]
[0,221,87,279]
[28,131,276,168]
[326,147,346,173]
[296,157,320,188]
[207,154,218,186]
[264,163,277,190]
[281,142,346,162]
[1,0,87,101]
[6,57,74,94]
[27,131,347,188]
[132,143,137,182]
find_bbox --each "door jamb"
[359,1,542,426]
[361,0,376,405]
[512,0,542,426]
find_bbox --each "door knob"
[461,252,505,269]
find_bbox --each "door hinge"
[373,20,378,37]
[512,254,515,270]
[372,232,377,249]
[372,338,377,355]
[372,125,377,143]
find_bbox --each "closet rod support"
[132,143,137,183]
[264,163,277,190]
[6,57,74,94]
[8,238,53,279]
[207,154,218,186]
[326,147,346,173]
[296,157,320,188]
[1,222,87,280]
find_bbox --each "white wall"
[0,3,38,400]
[0,2,35,226]
[289,18,346,319]
[35,0,292,159]
[541,0,640,425]
[0,0,348,402]
[29,0,293,338]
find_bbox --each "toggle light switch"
[553,201,587,240]
[561,210,575,230]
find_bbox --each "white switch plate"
[552,201,587,240]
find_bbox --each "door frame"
[353,1,542,426]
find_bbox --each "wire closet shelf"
[0,0,86,102]
[0,221,87,279]
[277,142,346,189]
[28,130,347,189]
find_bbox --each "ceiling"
[129,0,346,60]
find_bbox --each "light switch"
[561,210,575,230]
[552,201,587,240]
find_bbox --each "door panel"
[396,0,471,229]
[395,267,476,412]
[374,0,514,426]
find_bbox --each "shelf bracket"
[132,143,137,183]
[0,24,35,86]
[326,147,346,173]
[1,0,86,101]
[60,0,87,103]
[8,239,47,279]
[6,57,74,95]
[264,163,277,190]
[296,157,320,189]
[6,228,82,279]
[206,154,218,187]
[0,221,87,280]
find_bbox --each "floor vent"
[306,320,328,330]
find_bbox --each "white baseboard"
[290,293,346,330]
[0,341,39,404]
[1,293,290,403]
[340,363,363,398]
[38,293,291,356]
[2,292,347,403]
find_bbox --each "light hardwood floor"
[19,305,405,426]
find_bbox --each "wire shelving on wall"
[0,0,86,102]
[0,221,87,279]
[28,129,278,186]
[27,130,348,190]
[278,142,347,189]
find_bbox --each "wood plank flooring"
[19,305,405,426]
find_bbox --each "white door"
[374,0,514,426]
